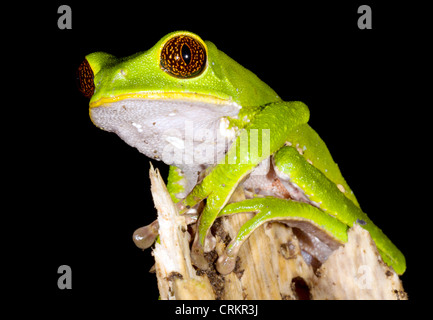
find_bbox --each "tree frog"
[78,31,406,275]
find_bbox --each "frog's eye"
[160,35,207,78]
[77,58,95,98]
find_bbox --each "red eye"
[160,35,207,78]
[76,58,95,98]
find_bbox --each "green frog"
[78,31,405,275]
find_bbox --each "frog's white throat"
[90,99,241,193]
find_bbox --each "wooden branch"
[149,165,407,300]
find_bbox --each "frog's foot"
[132,214,198,250]
[215,198,348,275]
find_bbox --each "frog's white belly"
[90,99,240,193]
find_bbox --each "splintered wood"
[149,165,407,300]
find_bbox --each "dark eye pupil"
[181,44,191,65]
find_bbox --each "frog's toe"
[132,220,159,250]
[190,232,210,270]
[216,238,242,275]
[204,232,217,252]
[216,252,237,275]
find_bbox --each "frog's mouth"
[89,92,232,109]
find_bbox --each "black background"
[17,0,426,316]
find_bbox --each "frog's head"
[78,31,280,109]
[78,31,280,186]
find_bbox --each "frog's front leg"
[177,101,310,267]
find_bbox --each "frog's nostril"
[77,58,95,98]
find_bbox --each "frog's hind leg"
[215,197,348,275]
